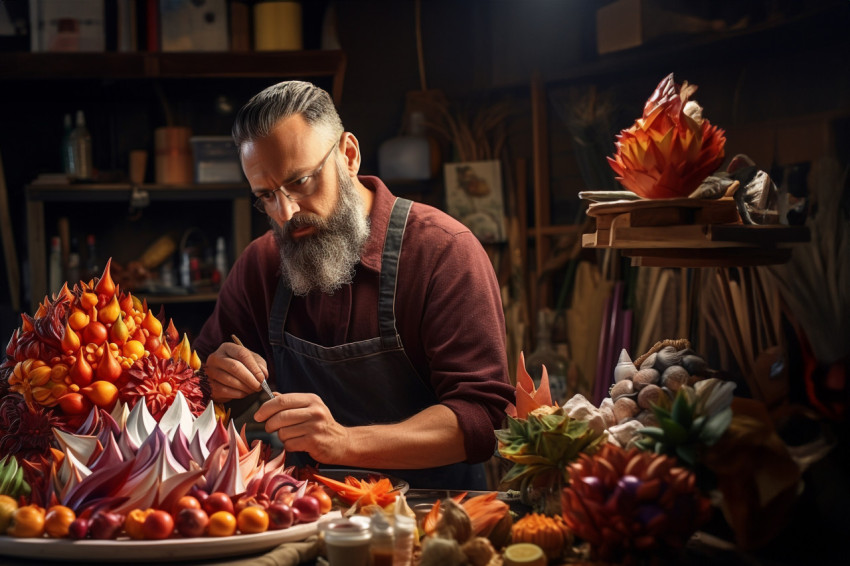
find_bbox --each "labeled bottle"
[68,110,93,181]
[369,512,394,566]
[525,309,570,405]
[85,234,100,281]
[48,236,63,294]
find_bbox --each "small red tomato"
[203,492,234,516]
[175,508,209,538]
[142,509,174,540]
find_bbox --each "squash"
[510,512,573,561]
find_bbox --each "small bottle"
[48,236,63,294]
[68,110,93,181]
[61,113,74,177]
[214,236,229,278]
[369,512,395,566]
[66,237,81,284]
[525,309,570,405]
[392,513,415,566]
[85,234,100,281]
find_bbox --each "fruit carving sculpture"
[607,73,727,199]
[0,258,207,461]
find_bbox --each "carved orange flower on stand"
[608,73,726,199]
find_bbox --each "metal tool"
[231,334,275,401]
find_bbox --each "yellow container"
[254,1,303,51]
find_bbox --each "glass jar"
[321,516,372,566]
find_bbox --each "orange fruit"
[208,511,237,537]
[237,507,269,534]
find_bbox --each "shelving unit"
[1,49,347,330]
[0,50,347,103]
[25,183,251,312]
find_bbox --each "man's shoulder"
[405,199,472,239]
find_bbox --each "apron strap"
[379,198,413,350]
[269,277,292,347]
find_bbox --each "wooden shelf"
[0,50,347,102]
[26,183,249,202]
[581,197,811,267]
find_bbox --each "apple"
[89,511,124,540]
[292,496,321,523]
[142,509,175,540]
[175,508,209,538]
[203,492,234,516]
[266,503,294,530]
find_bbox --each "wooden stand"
[582,197,810,267]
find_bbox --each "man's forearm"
[337,404,467,469]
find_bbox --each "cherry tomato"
[124,508,154,540]
[142,509,174,540]
[237,506,269,534]
[57,392,92,415]
[207,511,237,537]
[44,505,76,538]
[122,339,145,359]
[7,504,46,538]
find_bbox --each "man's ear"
[340,132,361,176]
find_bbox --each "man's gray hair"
[232,81,343,154]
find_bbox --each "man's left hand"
[253,392,349,463]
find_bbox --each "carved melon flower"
[608,73,726,199]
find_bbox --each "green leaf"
[676,443,697,467]
[700,407,733,446]
[637,426,667,442]
[658,415,689,444]
[671,390,693,427]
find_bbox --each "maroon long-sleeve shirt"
[194,176,514,463]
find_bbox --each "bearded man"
[195,81,514,489]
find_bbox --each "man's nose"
[274,195,300,224]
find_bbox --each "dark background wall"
[1,0,849,340]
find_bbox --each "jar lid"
[321,517,371,542]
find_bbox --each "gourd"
[510,513,573,560]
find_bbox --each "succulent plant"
[635,378,735,468]
[561,444,712,561]
[496,407,607,503]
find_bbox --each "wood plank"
[583,223,811,249]
[0,152,21,312]
[626,248,792,267]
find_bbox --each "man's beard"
[272,161,370,296]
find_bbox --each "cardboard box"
[28,0,105,52]
[190,136,243,184]
[160,0,228,52]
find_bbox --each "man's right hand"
[204,342,270,402]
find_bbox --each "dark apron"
[268,197,486,490]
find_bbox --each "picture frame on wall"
[28,0,105,52]
[444,160,507,244]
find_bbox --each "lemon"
[503,542,547,566]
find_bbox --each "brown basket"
[633,338,692,369]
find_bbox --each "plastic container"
[370,512,394,566]
[189,136,244,183]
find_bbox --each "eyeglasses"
[252,141,338,213]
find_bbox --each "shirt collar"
[358,175,395,273]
